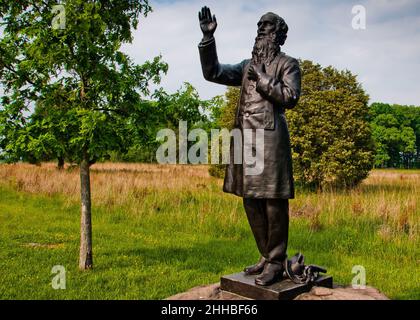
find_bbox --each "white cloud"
[122,0,420,105]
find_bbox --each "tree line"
[2,63,420,181]
[369,103,420,169]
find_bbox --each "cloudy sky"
[122,0,420,106]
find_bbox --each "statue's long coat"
[199,37,301,199]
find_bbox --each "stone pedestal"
[220,272,333,300]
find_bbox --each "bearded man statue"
[198,7,301,286]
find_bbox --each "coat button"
[245,112,250,118]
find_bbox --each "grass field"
[0,163,419,300]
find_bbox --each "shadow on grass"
[100,238,257,275]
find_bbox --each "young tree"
[0,0,168,269]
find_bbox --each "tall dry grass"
[0,162,214,207]
[289,170,419,240]
[0,163,418,240]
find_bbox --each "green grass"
[0,177,419,300]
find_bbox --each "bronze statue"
[198,6,301,286]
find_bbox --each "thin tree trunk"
[79,150,93,270]
[57,156,64,170]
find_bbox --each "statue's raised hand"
[199,6,217,41]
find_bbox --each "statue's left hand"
[248,63,266,81]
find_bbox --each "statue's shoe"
[244,257,266,275]
[255,262,284,286]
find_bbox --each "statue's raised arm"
[197,7,246,86]
[198,6,217,42]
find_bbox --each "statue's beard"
[251,33,280,66]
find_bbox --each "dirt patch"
[166,283,389,300]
